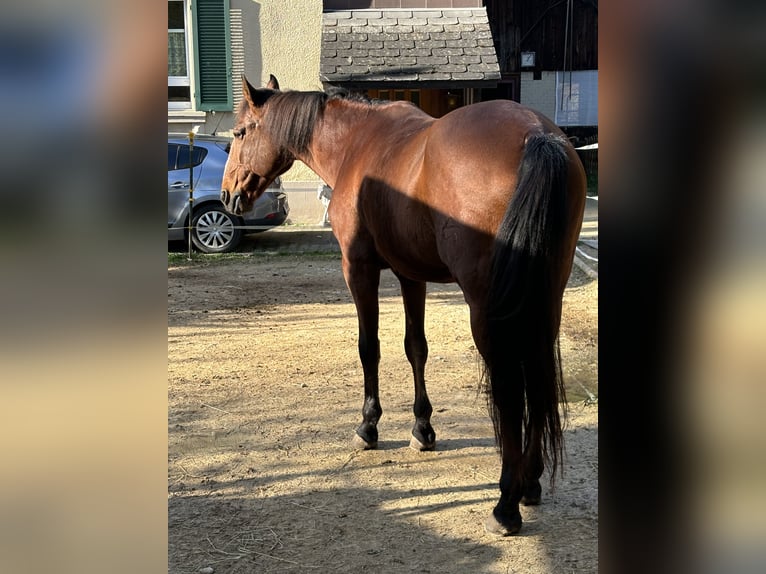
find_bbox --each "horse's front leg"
[396,274,435,451]
[343,256,382,449]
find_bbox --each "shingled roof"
[321,8,501,87]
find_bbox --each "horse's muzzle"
[232,193,244,215]
[220,189,245,215]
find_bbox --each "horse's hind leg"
[486,399,525,536]
[396,274,435,451]
[466,299,525,534]
[486,412,544,534]
[343,256,383,450]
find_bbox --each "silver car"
[168,134,289,253]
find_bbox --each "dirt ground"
[168,250,598,573]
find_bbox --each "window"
[168,1,233,112]
[177,145,208,170]
[555,70,598,127]
[167,144,208,171]
[369,89,420,107]
[168,1,191,109]
[168,144,180,170]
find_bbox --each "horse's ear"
[241,74,271,113]
[266,74,280,90]
[241,75,258,110]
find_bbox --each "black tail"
[483,132,571,484]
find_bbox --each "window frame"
[168,0,192,110]
[167,0,236,114]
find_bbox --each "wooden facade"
[486,0,598,74]
[324,1,483,9]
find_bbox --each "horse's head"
[221,74,295,215]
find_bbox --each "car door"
[167,142,206,227]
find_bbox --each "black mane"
[263,90,329,157]
[236,87,392,158]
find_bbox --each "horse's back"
[332,99,584,287]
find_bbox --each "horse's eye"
[233,128,245,139]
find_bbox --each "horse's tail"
[483,131,571,485]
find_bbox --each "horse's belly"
[375,237,454,283]
[389,260,455,283]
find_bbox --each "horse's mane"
[262,91,329,157]
[239,88,388,158]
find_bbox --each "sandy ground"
[168,251,597,573]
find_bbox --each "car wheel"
[191,204,243,253]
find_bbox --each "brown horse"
[221,74,586,535]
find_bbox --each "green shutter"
[193,0,232,111]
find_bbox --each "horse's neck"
[301,100,372,188]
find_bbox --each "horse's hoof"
[484,511,522,536]
[352,433,377,450]
[409,434,435,451]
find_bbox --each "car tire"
[191,204,243,253]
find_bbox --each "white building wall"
[253,0,324,217]
[519,71,557,121]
